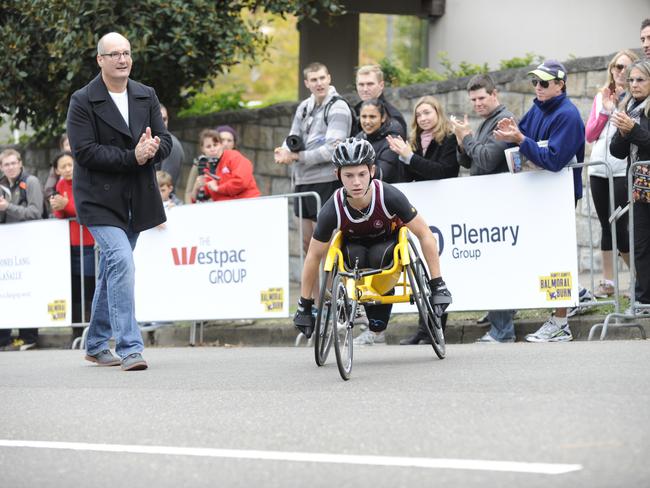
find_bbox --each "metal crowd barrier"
[589,160,650,340]
[566,161,622,316]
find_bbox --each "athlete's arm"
[300,238,330,298]
[405,213,441,279]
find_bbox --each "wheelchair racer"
[293,137,452,343]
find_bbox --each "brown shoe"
[121,352,148,371]
[85,349,121,366]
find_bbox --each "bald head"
[97,32,130,56]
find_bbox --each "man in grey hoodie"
[274,62,353,255]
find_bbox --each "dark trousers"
[590,175,629,252]
[634,202,650,303]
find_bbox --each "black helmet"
[332,138,376,167]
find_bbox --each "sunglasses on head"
[531,79,551,88]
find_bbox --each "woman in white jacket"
[585,49,638,297]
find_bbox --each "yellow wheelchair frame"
[313,227,445,381]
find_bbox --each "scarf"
[420,130,434,154]
[627,97,650,203]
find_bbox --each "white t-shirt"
[109,90,129,127]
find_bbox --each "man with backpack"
[274,62,353,259]
[0,148,44,351]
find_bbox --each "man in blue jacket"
[494,59,585,343]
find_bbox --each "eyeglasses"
[531,79,550,88]
[613,64,628,72]
[100,51,131,61]
[628,77,649,84]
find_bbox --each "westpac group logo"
[169,243,248,284]
[171,246,198,266]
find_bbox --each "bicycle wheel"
[314,257,337,366]
[406,239,446,359]
[332,274,354,380]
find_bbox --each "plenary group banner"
[0,219,71,328]
[394,169,579,311]
[134,197,289,321]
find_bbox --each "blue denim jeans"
[86,224,142,358]
[487,310,516,342]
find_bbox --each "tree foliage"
[0,0,344,139]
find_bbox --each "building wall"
[427,0,646,72]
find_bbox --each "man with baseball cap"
[493,59,585,343]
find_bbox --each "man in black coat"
[66,32,171,371]
[354,65,407,137]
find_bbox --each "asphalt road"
[0,341,649,487]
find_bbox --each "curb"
[33,314,649,349]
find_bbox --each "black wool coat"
[66,74,172,232]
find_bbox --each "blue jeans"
[487,310,515,341]
[86,225,142,358]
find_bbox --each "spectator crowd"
[1,18,649,352]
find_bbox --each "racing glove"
[294,296,315,339]
[429,277,452,316]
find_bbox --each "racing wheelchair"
[313,226,446,380]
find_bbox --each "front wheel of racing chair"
[314,255,338,366]
[405,237,446,359]
[332,273,354,380]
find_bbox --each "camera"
[286,135,305,153]
[193,155,220,202]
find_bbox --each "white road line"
[0,440,582,475]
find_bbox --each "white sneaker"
[353,329,377,346]
[525,318,573,343]
[476,332,514,343]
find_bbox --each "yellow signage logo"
[47,299,67,321]
[539,272,573,301]
[260,287,284,312]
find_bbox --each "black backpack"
[302,95,358,138]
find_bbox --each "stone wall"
[3,52,625,279]
[171,53,619,276]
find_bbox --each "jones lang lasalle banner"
[395,170,579,311]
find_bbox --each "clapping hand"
[49,192,69,211]
[493,117,524,144]
[386,134,413,159]
[611,111,635,136]
[449,114,472,142]
[601,87,616,113]
[135,127,161,165]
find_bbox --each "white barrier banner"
[395,170,579,311]
[134,197,289,321]
[0,219,71,328]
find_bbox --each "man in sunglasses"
[493,59,585,343]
